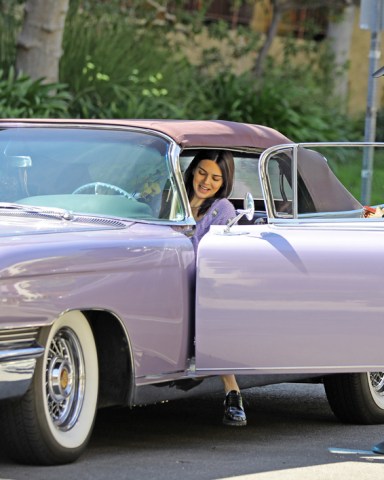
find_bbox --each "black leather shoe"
[223,390,247,426]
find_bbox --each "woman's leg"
[221,374,240,393]
[221,374,247,426]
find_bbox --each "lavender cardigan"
[190,198,236,254]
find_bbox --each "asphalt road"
[1,382,384,480]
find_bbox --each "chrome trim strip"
[270,217,384,226]
[292,144,298,219]
[196,365,383,372]
[259,143,293,220]
[0,346,44,362]
[168,143,195,223]
[0,328,40,346]
[0,357,38,400]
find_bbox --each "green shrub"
[0,0,23,71]
[61,9,193,118]
[0,67,71,117]
[192,36,361,143]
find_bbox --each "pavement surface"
[0,382,383,479]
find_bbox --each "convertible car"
[0,118,383,465]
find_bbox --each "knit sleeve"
[210,198,236,226]
[190,198,236,254]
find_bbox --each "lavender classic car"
[0,119,383,465]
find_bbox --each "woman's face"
[192,159,223,201]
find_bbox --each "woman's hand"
[368,206,384,218]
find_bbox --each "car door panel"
[195,223,384,375]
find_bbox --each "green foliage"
[61,9,189,118]
[0,1,363,143]
[0,68,71,118]
[0,0,23,71]
[59,0,358,149]
[67,0,210,32]
[192,63,359,144]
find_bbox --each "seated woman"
[184,149,247,427]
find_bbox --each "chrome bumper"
[0,328,44,400]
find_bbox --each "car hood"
[0,212,129,239]
[0,213,131,287]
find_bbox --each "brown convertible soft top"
[0,118,362,211]
[297,147,362,212]
[119,119,292,150]
[1,119,292,150]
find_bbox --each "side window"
[267,157,293,214]
[232,153,313,215]
[267,153,315,216]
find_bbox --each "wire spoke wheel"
[46,327,85,430]
[324,371,384,424]
[0,312,98,465]
[368,372,384,408]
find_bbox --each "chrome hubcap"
[49,358,73,401]
[46,327,85,430]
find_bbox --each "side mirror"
[224,192,255,233]
[243,191,254,221]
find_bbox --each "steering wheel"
[72,182,134,198]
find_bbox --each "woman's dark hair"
[184,150,234,216]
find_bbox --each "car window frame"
[259,142,380,223]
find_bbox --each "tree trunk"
[253,3,283,78]
[16,0,70,83]
[327,4,355,106]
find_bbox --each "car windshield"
[0,127,184,221]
